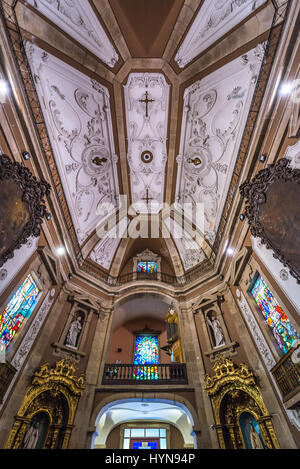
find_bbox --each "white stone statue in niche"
[65,314,83,348]
[206,312,226,348]
[249,422,264,449]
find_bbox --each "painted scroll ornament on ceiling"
[180,86,244,235]
[49,85,116,224]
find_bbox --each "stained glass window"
[133,334,159,380]
[251,275,299,354]
[123,427,168,449]
[137,261,157,274]
[0,274,41,352]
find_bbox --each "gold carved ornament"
[5,359,85,449]
[204,354,280,449]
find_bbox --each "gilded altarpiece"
[5,359,85,449]
[205,355,280,449]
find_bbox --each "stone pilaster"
[68,306,113,449]
[179,304,219,448]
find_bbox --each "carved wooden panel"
[0,154,50,267]
[240,158,300,283]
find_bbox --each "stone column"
[68,306,113,449]
[179,304,219,449]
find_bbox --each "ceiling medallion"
[187,156,202,166]
[82,145,110,175]
[141,150,154,164]
[92,156,108,167]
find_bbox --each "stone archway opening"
[91,398,197,449]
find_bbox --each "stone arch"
[113,290,177,310]
[89,393,201,449]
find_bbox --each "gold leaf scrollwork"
[204,354,280,449]
[5,359,85,449]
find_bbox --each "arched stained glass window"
[0,274,41,352]
[250,275,299,354]
[133,334,159,380]
[137,261,157,274]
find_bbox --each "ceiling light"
[227,248,234,256]
[259,154,266,162]
[239,213,245,221]
[56,246,66,256]
[22,151,31,160]
[280,82,293,95]
[0,79,9,103]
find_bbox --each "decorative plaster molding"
[26,43,120,245]
[123,73,170,214]
[284,138,300,170]
[164,217,205,271]
[26,0,118,67]
[175,0,267,68]
[175,45,265,244]
[134,249,160,262]
[89,217,129,270]
[236,288,276,370]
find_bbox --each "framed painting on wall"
[0,154,50,267]
[240,158,300,284]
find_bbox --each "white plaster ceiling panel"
[164,217,206,271]
[123,73,170,214]
[26,43,120,244]
[89,217,129,270]
[175,45,265,245]
[175,0,267,68]
[26,0,118,67]
[284,139,300,169]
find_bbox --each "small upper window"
[0,274,41,351]
[137,261,157,274]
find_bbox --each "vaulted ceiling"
[17,0,274,281]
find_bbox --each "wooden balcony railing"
[271,346,300,401]
[102,363,188,385]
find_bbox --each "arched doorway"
[91,398,197,449]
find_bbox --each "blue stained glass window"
[133,334,159,380]
[134,335,159,365]
[137,261,157,274]
[0,274,40,351]
[132,441,158,449]
[251,275,299,354]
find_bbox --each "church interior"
[0,0,300,450]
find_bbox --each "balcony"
[83,259,213,287]
[102,363,188,385]
[271,345,300,408]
